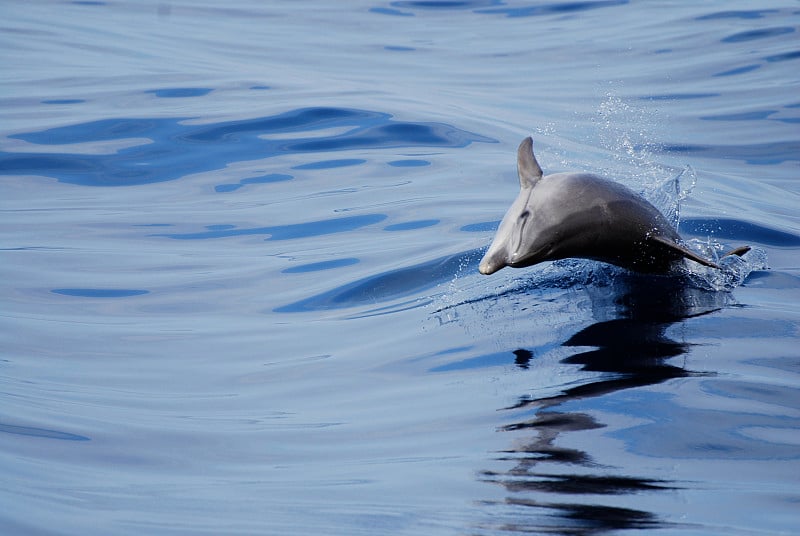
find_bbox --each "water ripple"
[384,219,439,231]
[51,288,150,298]
[145,87,213,98]
[696,10,779,20]
[373,0,628,17]
[679,218,800,247]
[274,249,482,313]
[156,214,387,241]
[0,422,90,441]
[477,0,628,18]
[214,172,293,193]
[721,27,795,44]
[0,107,494,186]
[292,159,366,170]
[282,258,360,274]
[657,141,800,164]
[391,1,502,11]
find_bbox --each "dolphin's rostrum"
[479,137,742,275]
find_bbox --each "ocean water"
[1,1,799,535]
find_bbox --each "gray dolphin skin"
[479,137,725,275]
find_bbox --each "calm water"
[2,1,799,534]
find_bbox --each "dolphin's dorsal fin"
[648,235,720,269]
[517,137,543,189]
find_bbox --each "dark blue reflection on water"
[431,350,523,372]
[41,99,85,105]
[391,0,502,10]
[479,275,734,533]
[371,7,414,16]
[282,258,360,274]
[0,422,90,441]
[696,10,779,20]
[387,159,430,167]
[51,288,149,298]
[214,172,293,193]
[654,141,799,165]
[713,64,761,77]
[460,221,499,232]
[765,50,800,63]
[384,219,439,231]
[292,159,366,170]
[374,0,627,17]
[0,107,494,186]
[721,27,794,43]
[477,0,628,18]
[275,248,482,313]
[643,93,720,101]
[391,0,503,11]
[680,217,800,247]
[145,87,213,98]
[701,110,776,121]
[156,214,387,241]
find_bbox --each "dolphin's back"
[533,173,686,273]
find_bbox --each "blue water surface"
[1,1,799,535]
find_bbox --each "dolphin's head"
[478,189,556,274]
[479,137,549,275]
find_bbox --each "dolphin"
[479,137,745,275]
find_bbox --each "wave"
[0,106,495,186]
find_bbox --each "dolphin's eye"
[520,210,530,219]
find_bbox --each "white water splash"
[682,240,769,291]
[594,94,768,291]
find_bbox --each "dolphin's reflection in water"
[478,275,733,534]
